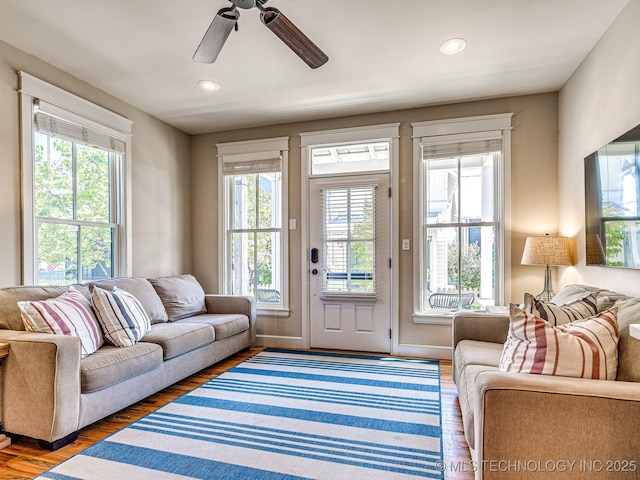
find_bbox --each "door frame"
[300,123,400,353]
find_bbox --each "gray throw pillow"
[149,274,207,321]
[90,277,169,324]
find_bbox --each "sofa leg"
[37,431,79,450]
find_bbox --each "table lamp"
[521,234,572,301]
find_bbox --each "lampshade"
[586,233,606,265]
[521,235,572,266]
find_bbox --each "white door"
[308,173,391,352]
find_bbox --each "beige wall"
[558,0,640,296]
[0,30,566,354]
[191,93,559,354]
[0,40,192,287]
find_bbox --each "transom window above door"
[310,141,390,175]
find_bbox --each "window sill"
[257,307,291,318]
[412,313,454,325]
[413,306,509,325]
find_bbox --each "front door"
[308,173,391,352]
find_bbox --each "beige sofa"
[0,274,256,450]
[453,284,640,479]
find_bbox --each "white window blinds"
[223,156,282,175]
[422,138,502,160]
[318,181,378,301]
[34,100,127,154]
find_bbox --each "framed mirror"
[585,124,640,268]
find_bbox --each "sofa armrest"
[204,295,257,341]
[474,371,640,479]
[0,330,81,443]
[452,312,509,350]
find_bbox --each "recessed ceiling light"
[198,80,221,91]
[440,38,467,55]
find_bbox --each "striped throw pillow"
[522,292,597,325]
[499,304,619,380]
[91,286,151,347]
[18,286,103,358]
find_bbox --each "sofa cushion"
[141,322,215,360]
[80,343,163,393]
[523,292,597,326]
[457,363,499,450]
[174,313,249,340]
[90,277,168,324]
[552,284,623,312]
[454,340,504,377]
[0,285,69,331]
[92,286,152,347]
[609,296,640,382]
[550,284,596,306]
[18,286,103,358]
[499,305,619,380]
[149,274,207,321]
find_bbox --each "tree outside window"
[34,133,116,285]
[227,169,283,306]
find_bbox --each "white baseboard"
[255,335,306,350]
[253,337,452,359]
[398,343,452,360]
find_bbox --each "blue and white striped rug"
[37,349,444,479]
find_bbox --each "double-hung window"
[20,73,132,285]
[413,115,512,316]
[218,137,289,314]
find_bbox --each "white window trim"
[300,123,400,353]
[19,72,133,284]
[411,114,513,324]
[217,137,290,317]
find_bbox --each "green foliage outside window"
[447,241,481,291]
[34,134,114,284]
[602,205,625,267]
[232,173,278,296]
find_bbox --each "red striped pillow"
[18,286,103,357]
[499,304,619,380]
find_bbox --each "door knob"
[311,269,318,275]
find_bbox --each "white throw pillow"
[19,286,103,357]
[92,286,151,347]
[499,304,619,380]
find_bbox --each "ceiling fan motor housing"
[232,0,257,9]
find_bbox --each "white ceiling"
[0,0,630,135]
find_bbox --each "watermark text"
[435,459,637,474]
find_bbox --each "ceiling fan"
[193,0,328,69]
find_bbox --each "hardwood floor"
[0,348,473,479]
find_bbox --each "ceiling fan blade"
[260,7,328,69]
[193,6,240,63]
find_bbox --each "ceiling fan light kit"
[193,0,328,69]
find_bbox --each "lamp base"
[535,265,555,302]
